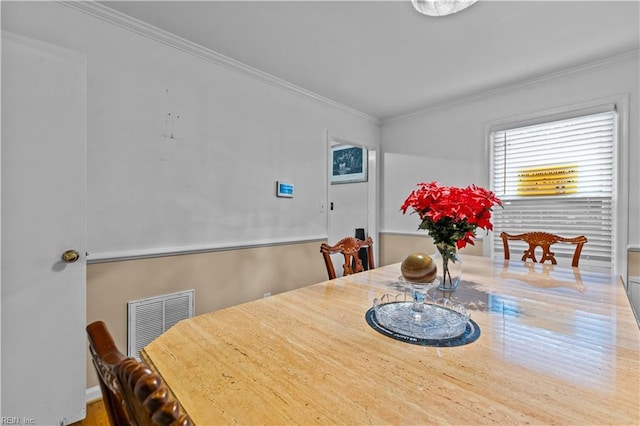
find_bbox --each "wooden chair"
[500,231,588,268]
[320,236,375,280]
[86,320,191,426]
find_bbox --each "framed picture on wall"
[330,144,368,184]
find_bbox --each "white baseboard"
[86,385,102,403]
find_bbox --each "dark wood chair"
[320,236,375,280]
[500,231,588,268]
[86,320,191,426]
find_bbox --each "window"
[490,110,615,269]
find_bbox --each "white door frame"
[326,131,379,264]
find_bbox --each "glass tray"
[372,294,470,340]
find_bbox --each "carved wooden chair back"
[86,320,191,426]
[320,236,375,280]
[500,231,588,268]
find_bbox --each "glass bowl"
[372,293,470,340]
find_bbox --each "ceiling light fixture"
[411,0,477,17]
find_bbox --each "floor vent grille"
[127,290,194,360]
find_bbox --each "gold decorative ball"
[401,252,437,283]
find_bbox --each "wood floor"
[71,399,109,426]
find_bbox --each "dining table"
[140,255,640,425]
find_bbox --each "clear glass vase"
[433,242,462,291]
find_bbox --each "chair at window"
[500,231,588,268]
[86,320,191,426]
[320,236,375,280]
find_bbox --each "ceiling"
[100,1,640,121]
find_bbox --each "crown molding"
[61,1,380,125]
[383,49,640,124]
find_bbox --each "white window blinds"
[491,110,615,269]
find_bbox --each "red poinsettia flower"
[401,181,502,249]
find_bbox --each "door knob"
[61,249,80,263]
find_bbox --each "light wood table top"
[141,256,640,425]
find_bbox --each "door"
[1,32,87,424]
[327,135,377,275]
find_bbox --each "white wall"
[1,2,380,259]
[382,152,485,233]
[329,181,368,239]
[381,53,639,274]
